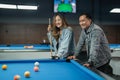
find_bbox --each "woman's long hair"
[51,13,68,41]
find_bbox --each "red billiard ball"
[14,75,20,80]
[34,66,39,72]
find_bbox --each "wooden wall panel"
[0,24,48,44]
[0,23,120,44]
[101,25,120,44]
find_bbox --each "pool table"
[0,59,105,80]
[109,44,120,57]
[0,44,52,52]
[109,44,120,50]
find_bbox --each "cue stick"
[49,18,53,57]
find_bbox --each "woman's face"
[55,15,62,28]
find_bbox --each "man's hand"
[83,63,90,67]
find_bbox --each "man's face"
[79,15,91,29]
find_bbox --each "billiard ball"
[14,75,20,80]
[34,66,39,72]
[24,46,28,48]
[34,62,39,67]
[2,64,7,70]
[27,45,33,48]
[24,71,30,77]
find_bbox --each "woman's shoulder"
[62,27,73,35]
[63,26,73,31]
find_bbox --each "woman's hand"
[67,56,76,59]
[47,25,52,32]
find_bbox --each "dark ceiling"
[99,0,120,25]
[0,0,120,25]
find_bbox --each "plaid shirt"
[75,23,111,68]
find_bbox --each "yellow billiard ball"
[24,46,28,48]
[24,71,30,77]
[2,64,7,70]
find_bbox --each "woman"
[47,13,75,59]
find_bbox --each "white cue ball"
[34,62,39,67]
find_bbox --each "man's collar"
[85,22,94,34]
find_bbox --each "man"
[69,13,112,74]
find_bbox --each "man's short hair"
[80,13,92,20]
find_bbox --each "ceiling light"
[110,8,120,13]
[17,5,38,10]
[0,4,16,9]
